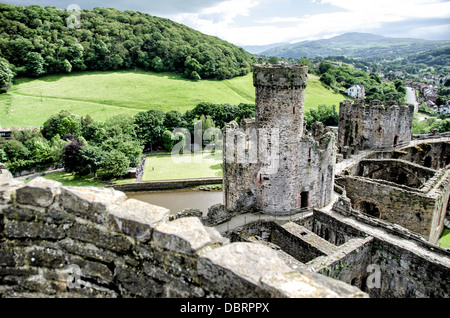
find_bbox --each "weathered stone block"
[58,238,117,264]
[0,179,23,203]
[152,217,227,255]
[26,246,69,269]
[5,220,65,240]
[107,199,170,242]
[0,248,15,267]
[203,204,231,226]
[115,263,163,297]
[59,186,127,224]
[68,223,132,253]
[3,207,36,222]
[197,242,292,297]
[261,270,368,298]
[16,177,61,208]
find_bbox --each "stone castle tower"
[338,99,415,158]
[223,64,336,215]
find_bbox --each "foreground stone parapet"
[153,217,228,254]
[0,177,367,298]
[261,270,367,298]
[16,177,61,208]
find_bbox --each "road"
[406,87,418,112]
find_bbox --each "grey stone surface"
[16,177,61,208]
[107,198,170,242]
[152,217,227,254]
[59,186,127,223]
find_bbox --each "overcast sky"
[3,0,450,46]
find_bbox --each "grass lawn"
[0,70,255,127]
[0,70,347,128]
[439,229,450,249]
[142,151,223,181]
[24,171,135,187]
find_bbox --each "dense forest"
[0,3,255,87]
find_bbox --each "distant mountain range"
[257,32,450,60]
[241,42,289,55]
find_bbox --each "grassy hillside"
[0,71,347,127]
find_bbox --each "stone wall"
[0,176,366,298]
[369,141,450,170]
[229,208,450,298]
[338,99,414,157]
[335,175,437,241]
[349,159,436,189]
[110,178,222,192]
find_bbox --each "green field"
[142,151,223,181]
[440,229,450,249]
[0,70,347,127]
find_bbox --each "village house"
[345,84,365,98]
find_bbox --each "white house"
[345,85,365,98]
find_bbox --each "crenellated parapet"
[340,99,415,115]
[253,64,308,89]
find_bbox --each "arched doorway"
[355,200,381,218]
[393,135,399,147]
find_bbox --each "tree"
[0,60,14,93]
[2,139,30,162]
[79,144,106,177]
[62,136,83,173]
[42,111,82,140]
[318,61,333,75]
[102,150,129,178]
[25,52,45,77]
[269,56,279,65]
[162,130,174,151]
[134,109,166,149]
[305,104,339,129]
[164,110,187,132]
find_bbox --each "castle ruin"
[223,65,336,215]
[338,99,415,158]
[226,64,450,298]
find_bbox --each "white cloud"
[171,0,259,36]
[208,0,450,45]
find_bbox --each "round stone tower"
[253,64,309,214]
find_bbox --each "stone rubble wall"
[338,99,415,157]
[335,175,436,240]
[0,176,367,298]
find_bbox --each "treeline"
[0,102,255,177]
[0,3,255,89]
[315,61,407,104]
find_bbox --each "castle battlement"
[253,64,308,89]
[340,99,415,114]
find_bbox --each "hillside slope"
[0,71,347,127]
[0,3,255,80]
[260,32,450,60]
